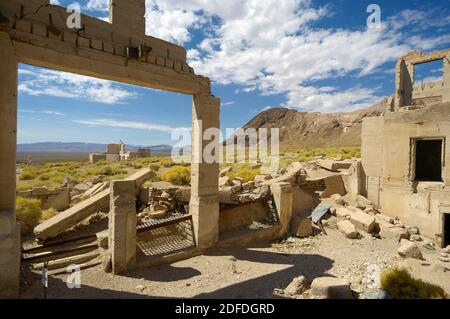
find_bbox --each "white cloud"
[84,0,109,12]
[142,1,450,112]
[222,101,235,106]
[19,68,137,105]
[73,118,185,133]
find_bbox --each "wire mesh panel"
[136,215,195,258]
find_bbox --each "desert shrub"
[159,166,191,185]
[160,157,174,168]
[227,168,261,182]
[150,164,161,172]
[41,208,57,220]
[133,163,143,169]
[19,171,36,181]
[381,268,447,299]
[16,197,42,227]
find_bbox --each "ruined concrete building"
[0,0,223,298]
[362,48,450,248]
[89,141,151,164]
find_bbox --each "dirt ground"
[19,218,450,299]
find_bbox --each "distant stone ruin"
[89,141,151,164]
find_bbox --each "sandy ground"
[19,217,450,299]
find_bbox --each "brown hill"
[231,98,388,149]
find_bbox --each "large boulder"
[284,276,309,296]
[348,210,376,233]
[337,220,359,239]
[310,277,353,299]
[397,240,423,259]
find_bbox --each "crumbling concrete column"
[109,0,145,37]
[109,180,136,274]
[0,32,20,298]
[270,183,293,237]
[190,94,220,250]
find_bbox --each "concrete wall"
[0,32,20,298]
[395,49,450,109]
[362,102,450,245]
[219,201,270,233]
[361,117,384,205]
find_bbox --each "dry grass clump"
[159,166,191,185]
[381,268,447,299]
[226,163,261,182]
[16,197,42,228]
[41,208,57,220]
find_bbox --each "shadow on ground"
[20,244,334,299]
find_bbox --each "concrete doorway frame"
[0,0,220,298]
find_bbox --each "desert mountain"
[231,98,388,149]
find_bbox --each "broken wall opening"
[414,59,444,84]
[413,139,443,182]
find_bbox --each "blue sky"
[18,0,450,146]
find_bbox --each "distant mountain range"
[227,98,388,149]
[17,142,173,155]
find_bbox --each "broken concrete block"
[406,226,420,236]
[335,207,352,218]
[337,220,359,239]
[331,194,346,205]
[348,210,376,233]
[242,181,255,191]
[219,176,232,188]
[284,276,309,296]
[398,240,423,259]
[96,231,109,249]
[219,167,232,177]
[254,175,272,183]
[310,277,353,299]
[34,189,110,241]
[262,162,305,185]
[376,214,394,225]
[316,159,353,172]
[291,217,313,238]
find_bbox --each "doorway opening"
[444,213,450,247]
[413,139,444,182]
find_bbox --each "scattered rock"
[337,220,359,239]
[406,226,420,236]
[330,194,346,206]
[438,256,449,263]
[335,207,352,218]
[410,235,422,242]
[284,276,309,296]
[219,167,232,177]
[242,181,256,192]
[442,246,450,254]
[219,176,232,188]
[376,214,394,225]
[397,240,423,259]
[310,277,353,299]
[254,175,272,183]
[396,229,410,243]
